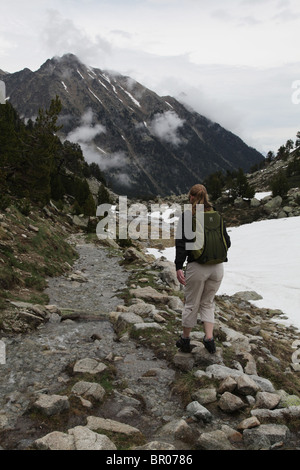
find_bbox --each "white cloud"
[66,109,106,144]
[97,151,128,171]
[149,111,185,146]
[65,109,107,164]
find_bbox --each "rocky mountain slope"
[0,54,264,197]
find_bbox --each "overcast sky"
[1,0,300,154]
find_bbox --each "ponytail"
[189,184,212,215]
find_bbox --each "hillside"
[0,53,264,197]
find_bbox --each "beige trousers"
[182,262,224,328]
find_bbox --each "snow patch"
[61,81,68,92]
[98,79,109,91]
[97,146,107,155]
[77,69,85,80]
[147,216,300,330]
[88,88,102,104]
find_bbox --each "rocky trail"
[0,235,187,450]
[1,233,300,451]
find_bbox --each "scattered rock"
[237,416,260,431]
[218,392,246,413]
[33,394,70,416]
[130,286,170,304]
[73,358,107,375]
[69,426,117,450]
[236,375,260,396]
[186,401,213,423]
[255,391,281,410]
[33,431,75,450]
[242,424,289,450]
[173,352,195,371]
[71,381,106,402]
[86,416,142,437]
[123,247,150,263]
[134,441,176,450]
[133,322,163,331]
[233,291,263,301]
[156,419,195,444]
[197,430,234,450]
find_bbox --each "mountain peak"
[2,54,264,197]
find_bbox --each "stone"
[116,406,140,419]
[134,441,176,450]
[278,392,300,408]
[127,301,157,317]
[248,375,275,393]
[186,401,212,423]
[197,430,234,450]
[218,376,237,394]
[167,296,184,312]
[243,424,289,450]
[152,312,167,323]
[243,353,258,375]
[237,416,260,431]
[133,322,163,331]
[236,374,260,395]
[153,258,180,291]
[28,224,39,233]
[130,286,169,304]
[72,215,89,228]
[251,406,300,422]
[34,431,75,450]
[218,392,246,413]
[233,291,263,301]
[263,196,282,215]
[192,388,217,405]
[255,391,281,410]
[73,358,107,375]
[207,363,275,394]
[250,197,261,208]
[234,197,245,207]
[69,426,117,450]
[86,416,142,436]
[221,425,243,444]
[218,324,250,346]
[206,364,244,379]
[33,394,70,416]
[0,414,8,430]
[112,311,144,332]
[173,352,195,371]
[69,272,88,283]
[123,247,149,263]
[157,419,194,443]
[192,344,223,367]
[71,381,106,402]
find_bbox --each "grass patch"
[170,371,213,408]
[93,428,146,450]
[0,203,78,305]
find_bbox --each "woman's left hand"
[176,269,186,286]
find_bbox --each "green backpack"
[191,211,228,264]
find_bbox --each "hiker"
[175,184,231,354]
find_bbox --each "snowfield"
[147,216,300,330]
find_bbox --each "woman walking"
[175,184,231,354]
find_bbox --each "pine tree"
[271,170,289,197]
[83,193,96,216]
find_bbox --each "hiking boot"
[203,337,216,354]
[176,336,192,353]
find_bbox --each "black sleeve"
[222,219,231,249]
[175,212,188,270]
